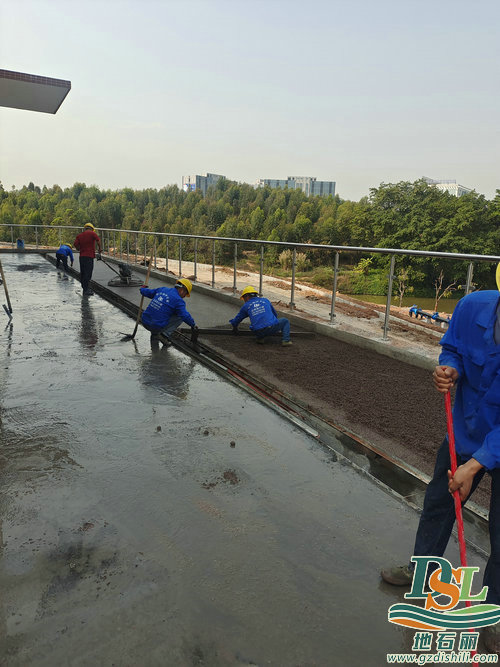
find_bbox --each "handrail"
[1,223,499,262]
[2,223,499,342]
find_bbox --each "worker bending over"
[55,242,74,278]
[230,286,292,346]
[74,223,102,296]
[140,278,197,342]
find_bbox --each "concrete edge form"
[100,255,438,371]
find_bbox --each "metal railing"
[2,223,499,341]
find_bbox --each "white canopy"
[0,69,71,114]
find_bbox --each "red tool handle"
[444,392,469,569]
[444,392,477,657]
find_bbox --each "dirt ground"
[207,327,492,511]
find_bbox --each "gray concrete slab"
[0,255,487,666]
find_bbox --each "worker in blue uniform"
[409,304,419,318]
[55,242,74,278]
[229,285,292,346]
[140,278,197,341]
[381,267,500,655]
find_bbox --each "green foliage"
[1,179,499,294]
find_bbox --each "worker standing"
[55,242,74,279]
[381,268,500,655]
[230,286,292,346]
[74,223,101,296]
[140,278,197,342]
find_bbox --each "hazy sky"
[1,0,499,201]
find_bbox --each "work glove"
[96,253,102,261]
[191,325,199,331]
[232,326,239,336]
[71,262,74,267]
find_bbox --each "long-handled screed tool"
[444,391,477,660]
[120,254,154,341]
[178,327,315,337]
[0,259,13,320]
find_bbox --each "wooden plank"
[179,328,314,337]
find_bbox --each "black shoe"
[83,289,94,296]
[482,624,500,654]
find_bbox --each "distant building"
[423,177,472,197]
[182,173,225,196]
[256,176,336,197]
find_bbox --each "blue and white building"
[182,173,225,196]
[256,176,336,197]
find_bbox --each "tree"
[396,268,414,307]
[433,270,457,312]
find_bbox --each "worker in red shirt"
[74,223,102,296]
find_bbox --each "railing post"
[58,228,62,245]
[382,254,396,341]
[113,231,116,257]
[10,226,13,248]
[289,247,296,310]
[178,238,182,276]
[465,262,474,295]
[135,233,138,265]
[119,231,122,259]
[154,238,157,269]
[144,236,147,264]
[212,239,216,288]
[259,245,264,296]
[233,243,238,294]
[329,252,340,323]
[193,238,197,281]
[166,236,169,273]
[35,226,39,248]
[127,236,130,263]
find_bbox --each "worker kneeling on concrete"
[140,278,197,342]
[230,286,292,346]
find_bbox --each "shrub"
[278,249,292,270]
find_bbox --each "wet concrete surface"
[0,255,488,666]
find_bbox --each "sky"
[1,0,499,201]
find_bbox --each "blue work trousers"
[413,438,500,604]
[142,315,183,339]
[255,318,290,342]
[56,253,69,273]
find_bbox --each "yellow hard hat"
[241,285,259,299]
[496,263,500,291]
[65,242,72,248]
[176,278,192,296]
[84,222,95,230]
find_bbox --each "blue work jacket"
[56,244,74,262]
[140,286,195,330]
[439,290,500,470]
[230,297,278,331]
